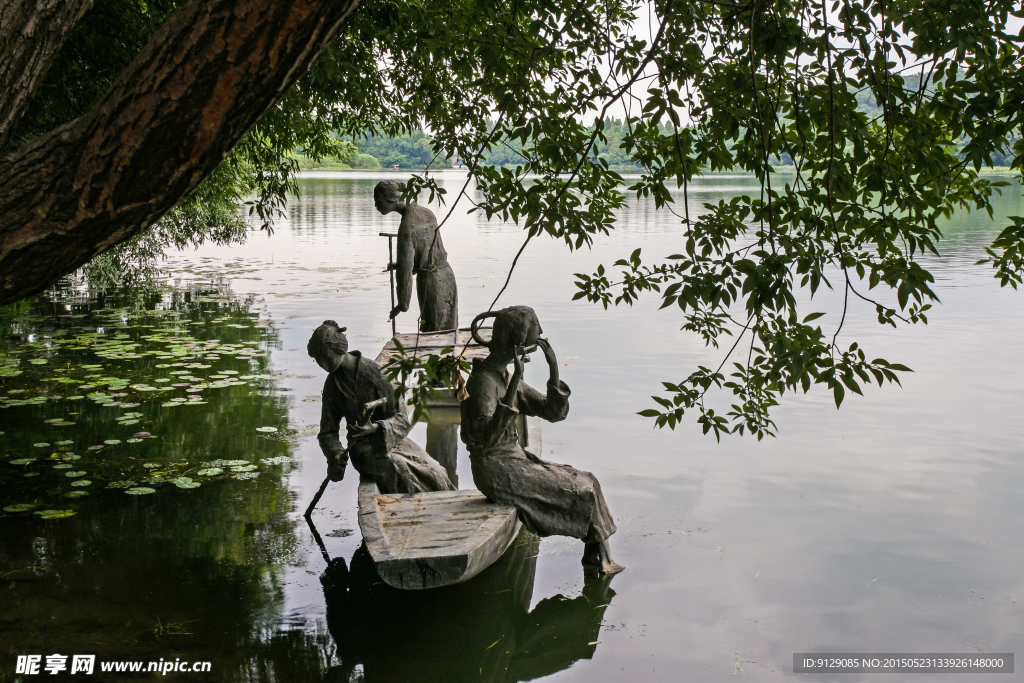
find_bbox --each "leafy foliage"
[313,0,1022,437]
[379,341,471,425]
[15,0,1024,435]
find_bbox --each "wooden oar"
[303,396,389,518]
[304,475,332,519]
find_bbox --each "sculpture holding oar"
[304,321,454,517]
[305,395,386,518]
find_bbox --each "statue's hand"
[388,305,405,321]
[349,421,380,439]
[536,337,557,368]
[512,347,526,378]
[328,453,347,482]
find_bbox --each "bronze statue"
[375,180,458,332]
[308,321,454,494]
[460,306,624,574]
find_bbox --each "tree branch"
[0,0,95,150]
[0,0,361,305]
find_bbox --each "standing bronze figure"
[374,180,458,332]
[460,306,624,574]
[308,321,455,495]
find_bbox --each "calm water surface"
[1,173,1022,681]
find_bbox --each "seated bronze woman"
[460,306,624,574]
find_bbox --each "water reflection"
[0,278,301,676]
[0,279,290,515]
[319,530,615,682]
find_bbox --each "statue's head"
[374,180,405,214]
[307,320,349,371]
[472,305,542,356]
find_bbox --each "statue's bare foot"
[583,541,626,575]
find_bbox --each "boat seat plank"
[357,479,522,590]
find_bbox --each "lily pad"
[125,487,156,495]
[196,467,223,476]
[255,427,278,433]
[52,464,72,469]
[175,481,201,489]
[70,480,91,487]
[103,439,122,445]
[3,504,35,512]
[33,442,50,448]
[37,509,77,519]
[63,491,89,498]
[65,471,86,478]
[126,438,143,444]
[9,458,37,465]
[55,440,74,446]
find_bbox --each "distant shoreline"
[295,166,1021,179]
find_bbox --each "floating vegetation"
[36,509,77,519]
[0,282,291,516]
[124,487,156,496]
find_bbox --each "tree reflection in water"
[318,529,616,682]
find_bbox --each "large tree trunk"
[0,0,95,151]
[0,0,361,305]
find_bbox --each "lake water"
[1,172,1022,681]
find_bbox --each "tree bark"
[0,0,361,305]
[0,0,95,151]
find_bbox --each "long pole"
[387,236,395,337]
[304,476,331,519]
[380,231,397,337]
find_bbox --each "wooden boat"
[358,480,522,590]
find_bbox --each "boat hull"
[357,480,522,590]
